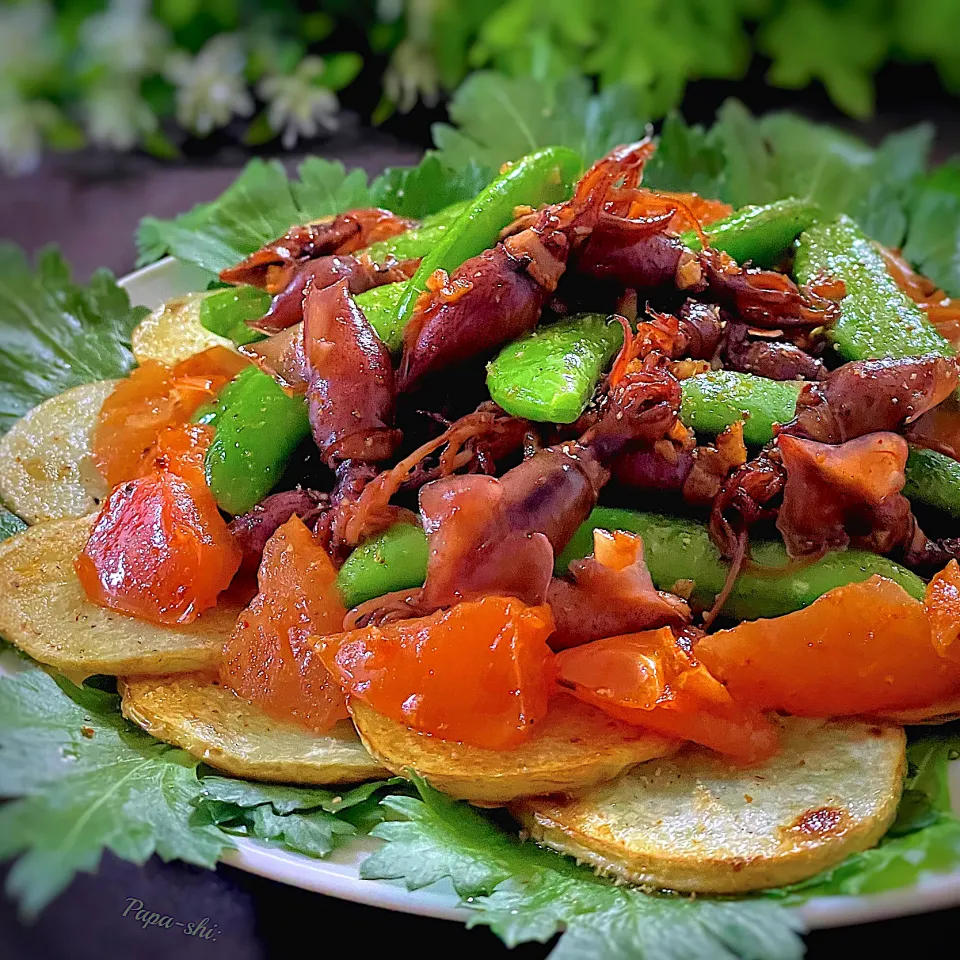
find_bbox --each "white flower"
[258,56,340,149]
[0,0,59,86]
[0,87,59,176]
[79,0,168,76]
[166,34,254,137]
[84,80,157,150]
[384,38,440,112]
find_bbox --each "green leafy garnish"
[0,664,232,920]
[0,244,147,436]
[362,775,805,959]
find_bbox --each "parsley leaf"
[0,244,147,436]
[193,776,410,858]
[135,157,373,274]
[0,663,232,920]
[362,775,805,960]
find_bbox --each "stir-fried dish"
[7,138,960,897]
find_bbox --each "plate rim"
[117,256,960,933]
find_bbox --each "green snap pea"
[486,314,624,423]
[365,201,471,265]
[904,447,960,520]
[680,197,821,269]
[0,506,26,541]
[793,215,955,364]
[556,507,925,619]
[205,366,310,516]
[394,147,583,332]
[679,371,802,445]
[337,522,431,609]
[354,281,408,353]
[199,286,270,346]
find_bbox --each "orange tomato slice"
[221,516,348,732]
[556,628,777,763]
[318,597,556,750]
[926,560,960,661]
[94,348,246,488]
[76,470,241,625]
[136,422,212,486]
[697,576,960,715]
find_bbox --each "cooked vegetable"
[794,215,956,363]
[0,380,113,523]
[515,717,905,894]
[319,597,556,751]
[221,517,349,733]
[121,675,385,785]
[680,198,820,268]
[350,696,676,804]
[697,577,960,715]
[205,366,310,516]
[395,146,584,335]
[132,292,232,366]
[0,515,242,678]
[364,200,471,265]
[679,371,800,445]
[558,508,926,617]
[557,628,777,763]
[486,314,623,423]
[337,521,430,609]
[199,286,270,345]
[354,281,409,353]
[76,463,242,627]
[904,447,960,519]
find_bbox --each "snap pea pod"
[680,197,821,269]
[394,147,584,331]
[793,215,955,364]
[557,508,925,619]
[903,447,960,520]
[354,281,409,352]
[364,200,471,265]
[199,286,270,346]
[678,371,801,445]
[337,522,431,609]
[486,314,624,423]
[205,366,310,516]
[335,507,925,619]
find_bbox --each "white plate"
[117,257,960,932]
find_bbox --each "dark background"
[2,65,960,958]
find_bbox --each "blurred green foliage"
[2,0,960,175]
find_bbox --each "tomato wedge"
[319,597,556,750]
[926,560,960,661]
[94,347,246,488]
[76,469,241,625]
[697,576,960,715]
[556,628,777,764]
[221,517,348,732]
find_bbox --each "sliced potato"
[878,698,960,725]
[0,381,115,524]
[515,717,905,894]
[0,515,242,679]
[121,674,386,785]
[350,695,678,804]
[132,292,232,366]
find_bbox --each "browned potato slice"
[878,698,960,725]
[132,292,232,366]
[515,717,905,894]
[350,695,678,804]
[121,674,386,785]
[0,515,242,680]
[0,381,115,523]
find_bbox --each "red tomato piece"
[926,560,960,661]
[697,576,960,716]
[76,471,241,625]
[556,628,777,764]
[136,422,212,486]
[319,597,556,750]
[221,517,348,732]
